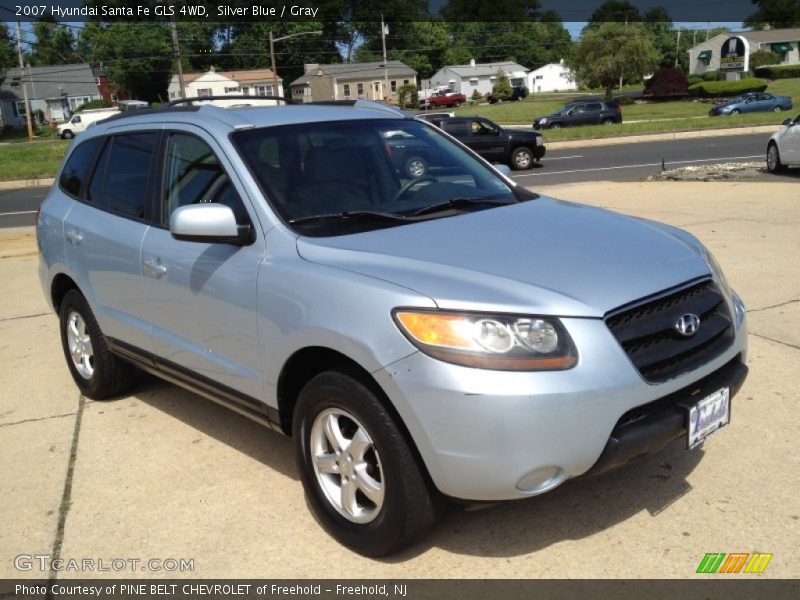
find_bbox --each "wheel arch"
[275,345,435,484]
[51,272,81,313]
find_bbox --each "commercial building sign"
[719,36,749,72]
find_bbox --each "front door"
[139,129,265,400]
[468,119,505,163]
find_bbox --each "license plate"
[687,387,730,449]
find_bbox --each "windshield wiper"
[289,210,418,226]
[409,197,518,217]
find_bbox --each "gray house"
[0,63,101,127]
[687,28,800,75]
[289,60,417,104]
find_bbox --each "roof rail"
[304,99,408,117]
[164,95,293,106]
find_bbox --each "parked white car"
[57,108,120,139]
[766,114,800,172]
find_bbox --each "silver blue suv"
[38,100,748,557]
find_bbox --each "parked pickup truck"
[421,90,467,108]
[436,116,545,170]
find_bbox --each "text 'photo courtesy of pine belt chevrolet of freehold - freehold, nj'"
[0,0,798,598]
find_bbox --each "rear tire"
[766,142,786,173]
[602,118,615,125]
[61,130,74,139]
[293,370,442,557]
[59,290,136,399]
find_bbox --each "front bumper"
[533,145,546,160]
[374,307,748,501]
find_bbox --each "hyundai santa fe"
[37,99,748,557]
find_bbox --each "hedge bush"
[688,78,768,97]
[754,64,800,80]
[616,95,635,105]
[703,70,723,82]
[687,74,703,86]
[74,99,113,112]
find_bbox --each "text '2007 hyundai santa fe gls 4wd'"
[38,99,748,557]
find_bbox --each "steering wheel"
[391,175,437,203]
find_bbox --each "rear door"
[782,114,800,163]
[139,128,266,400]
[63,131,158,350]
[583,103,604,124]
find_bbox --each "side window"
[443,121,469,138]
[58,138,102,198]
[85,133,157,220]
[162,133,248,225]
[72,115,82,124]
[586,103,603,111]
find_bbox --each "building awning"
[698,50,712,60]
[771,42,793,53]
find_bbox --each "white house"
[526,60,577,93]
[427,60,528,97]
[687,27,800,75]
[167,67,283,105]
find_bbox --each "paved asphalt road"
[0,131,775,229]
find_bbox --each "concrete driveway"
[1,181,797,579]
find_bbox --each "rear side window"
[443,121,469,138]
[86,133,158,220]
[586,103,603,111]
[58,138,101,198]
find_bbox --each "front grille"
[606,279,734,383]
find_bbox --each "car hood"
[296,197,711,318]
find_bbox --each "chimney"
[304,63,320,74]
[469,58,476,68]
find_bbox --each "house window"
[403,80,409,85]
[697,50,712,66]
[254,85,274,96]
[68,96,96,110]
[343,84,351,98]
[197,88,212,98]
[240,86,250,96]
[15,100,28,117]
[391,80,397,92]
[357,83,364,97]
[224,86,239,93]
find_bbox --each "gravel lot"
[0,181,797,579]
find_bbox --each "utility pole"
[15,22,33,141]
[675,30,682,68]
[269,31,278,96]
[169,1,186,100]
[380,13,389,102]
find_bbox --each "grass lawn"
[0,140,69,181]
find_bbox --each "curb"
[517,124,781,150]
[0,178,54,191]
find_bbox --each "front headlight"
[393,309,577,371]
[705,250,731,298]
[539,117,548,124]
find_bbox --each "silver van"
[38,100,748,556]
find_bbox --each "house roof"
[290,60,416,86]
[444,61,529,78]
[740,27,800,44]
[0,63,99,100]
[175,68,282,85]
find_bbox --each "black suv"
[433,116,545,170]
[533,100,622,129]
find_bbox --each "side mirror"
[170,203,249,245]
[493,163,512,177]
[782,118,792,126]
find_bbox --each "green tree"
[440,0,542,21]
[745,0,800,28]
[569,22,660,97]
[491,70,513,100]
[0,23,16,86]
[30,16,76,66]
[76,22,172,102]
[587,0,641,24]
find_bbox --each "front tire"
[767,142,786,173]
[293,370,441,557]
[731,109,741,116]
[61,130,74,139]
[404,155,428,178]
[773,106,782,112]
[549,122,562,130]
[510,147,534,170]
[59,290,135,399]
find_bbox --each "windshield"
[553,103,577,114]
[233,118,532,236]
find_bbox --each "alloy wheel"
[66,310,94,379]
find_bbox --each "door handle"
[143,259,167,278]
[65,230,83,245]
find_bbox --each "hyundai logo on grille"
[675,313,701,337]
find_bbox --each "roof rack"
[164,95,293,107]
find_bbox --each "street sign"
[719,36,749,72]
